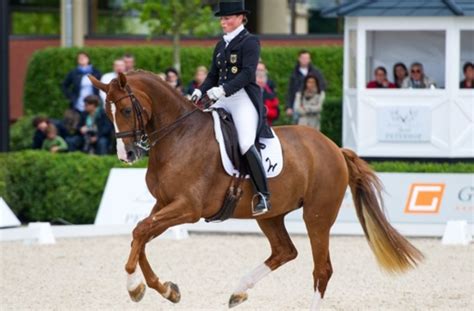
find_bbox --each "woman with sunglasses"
[401,62,436,89]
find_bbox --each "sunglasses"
[411,69,421,73]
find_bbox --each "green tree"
[128,0,220,72]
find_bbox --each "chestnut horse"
[89,71,422,310]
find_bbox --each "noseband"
[110,84,198,151]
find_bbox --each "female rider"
[191,0,273,216]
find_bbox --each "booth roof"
[321,0,474,17]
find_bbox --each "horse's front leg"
[125,198,200,304]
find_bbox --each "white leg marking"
[234,263,271,293]
[111,103,128,161]
[310,289,322,311]
[162,284,172,299]
[127,269,143,291]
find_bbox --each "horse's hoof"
[128,282,146,302]
[228,292,248,308]
[163,281,181,303]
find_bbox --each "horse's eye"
[122,107,132,117]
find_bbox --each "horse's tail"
[341,148,424,273]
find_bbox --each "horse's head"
[89,72,151,164]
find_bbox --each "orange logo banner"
[404,183,445,214]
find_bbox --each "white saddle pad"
[211,110,283,178]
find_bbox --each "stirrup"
[251,193,269,216]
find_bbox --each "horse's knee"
[132,219,150,240]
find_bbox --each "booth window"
[10,0,60,35]
[366,31,446,89]
[88,0,147,35]
[348,30,357,89]
[460,30,474,87]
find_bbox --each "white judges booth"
[324,2,474,158]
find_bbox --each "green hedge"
[1,151,472,224]
[370,161,474,173]
[24,45,343,119]
[0,151,145,224]
[320,97,342,146]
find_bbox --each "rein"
[112,84,198,151]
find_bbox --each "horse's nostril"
[127,150,135,158]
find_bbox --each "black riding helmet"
[214,0,250,17]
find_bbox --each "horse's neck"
[143,80,212,157]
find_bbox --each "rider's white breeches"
[213,89,259,154]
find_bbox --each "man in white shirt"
[100,59,126,103]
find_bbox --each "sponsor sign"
[97,169,473,236]
[376,106,431,142]
[0,197,21,228]
[95,169,154,225]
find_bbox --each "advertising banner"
[96,169,473,236]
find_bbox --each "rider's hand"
[207,86,226,101]
[286,108,294,116]
[190,89,202,103]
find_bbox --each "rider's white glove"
[207,86,226,101]
[190,89,202,103]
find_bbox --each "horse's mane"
[125,69,191,108]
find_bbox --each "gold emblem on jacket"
[230,54,237,64]
[231,66,238,74]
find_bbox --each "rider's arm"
[200,43,221,94]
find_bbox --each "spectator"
[78,95,113,155]
[186,66,208,97]
[294,74,324,130]
[402,62,436,89]
[367,66,396,88]
[123,53,135,73]
[460,62,474,89]
[256,63,279,126]
[62,51,101,112]
[393,62,408,88]
[63,109,83,151]
[286,50,326,118]
[157,72,166,81]
[32,116,66,149]
[42,124,68,153]
[165,67,184,94]
[99,59,127,103]
[257,61,276,92]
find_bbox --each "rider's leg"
[243,145,271,215]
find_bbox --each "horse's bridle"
[110,85,198,151]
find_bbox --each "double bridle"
[110,85,198,151]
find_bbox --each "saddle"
[205,108,247,223]
[197,95,248,175]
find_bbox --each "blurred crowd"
[33,49,329,155]
[366,61,473,89]
[32,50,473,155]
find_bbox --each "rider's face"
[220,15,243,33]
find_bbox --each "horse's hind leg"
[229,215,298,308]
[303,202,338,311]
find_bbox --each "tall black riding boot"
[244,145,271,216]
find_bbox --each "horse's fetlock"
[145,275,159,288]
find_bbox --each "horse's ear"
[118,72,127,89]
[88,75,108,92]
